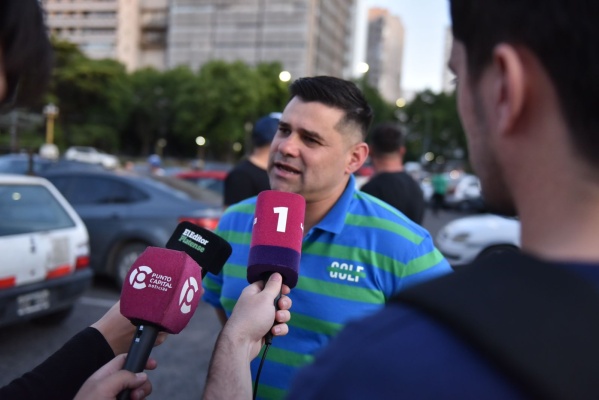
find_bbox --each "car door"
[48,175,147,271]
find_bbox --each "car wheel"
[32,306,73,325]
[476,245,519,262]
[113,242,149,289]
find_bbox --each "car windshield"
[146,175,222,206]
[0,184,75,236]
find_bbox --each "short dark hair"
[0,0,53,109]
[289,76,373,140]
[450,0,599,168]
[369,122,405,155]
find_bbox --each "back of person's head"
[289,76,373,140]
[369,122,405,156]
[450,0,599,169]
[0,0,53,109]
[252,112,281,147]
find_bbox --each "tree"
[48,37,132,152]
[401,90,467,167]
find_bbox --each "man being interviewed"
[202,76,451,399]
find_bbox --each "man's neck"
[302,178,350,234]
[248,147,270,170]
[372,156,403,173]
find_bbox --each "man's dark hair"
[0,0,53,109]
[450,0,599,168]
[369,122,405,155]
[289,76,373,140]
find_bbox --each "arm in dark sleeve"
[0,327,115,400]
[224,169,257,206]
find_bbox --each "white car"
[0,174,93,327]
[445,174,482,210]
[436,214,520,267]
[64,146,119,169]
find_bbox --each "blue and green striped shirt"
[203,175,452,399]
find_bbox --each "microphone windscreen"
[166,221,232,278]
[120,247,203,334]
[247,190,306,288]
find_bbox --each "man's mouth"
[274,162,301,175]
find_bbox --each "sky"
[363,0,451,94]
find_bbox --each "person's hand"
[92,301,169,355]
[222,273,292,359]
[73,354,157,400]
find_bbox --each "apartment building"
[365,8,405,104]
[43,0,358,79]
[167,0,357,80]
[43,0,168,71]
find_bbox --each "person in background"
[361,122,425,224]
[430,167,448,216]
[147,154,165,176]
[223,112,281,207]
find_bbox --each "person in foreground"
[361,122,425,224]
[203,75,451,398]
[204,0,599,398]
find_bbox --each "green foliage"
[11,37,407,162]
[49,37,132,152]
[401,90,467,165]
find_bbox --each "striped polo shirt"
[202,174,452,399]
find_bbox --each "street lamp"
[279,71,291,83]
[43,103,59,144]
[196,135,206,167]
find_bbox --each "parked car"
[0,153,54,175]
[64,146,120,169]
[174,169,227,198]
[41,169,223,287]
[0,173,92,327]
[0,153,105,175]
[445,174,482,211]
[436,214,521,267]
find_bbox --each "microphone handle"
[264,282,282,345]
[117,323,160,400]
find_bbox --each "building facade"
[167,0,357,80]
[43,0,358,79]
[365,8,405,104]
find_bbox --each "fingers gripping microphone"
[247,190,306,288]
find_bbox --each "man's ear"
[346,142,369,174]
[492,44,526,136]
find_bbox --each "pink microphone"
[247,190,306,288]
[118,247,203,399]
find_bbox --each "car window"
[0,184,75,236]
[49,176,148,205]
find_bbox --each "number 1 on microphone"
[273,207,288,232]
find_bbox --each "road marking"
[79,297,117,308]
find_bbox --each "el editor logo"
[129,266,153,289]
[179,277,199,314]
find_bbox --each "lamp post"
[43,103,59,144]
[196,135,206,168]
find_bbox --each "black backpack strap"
[393,252,599,400]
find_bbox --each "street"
[0,208,461,399]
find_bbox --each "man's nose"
[277,133,301,157]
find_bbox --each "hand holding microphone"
[117,222,232,400]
